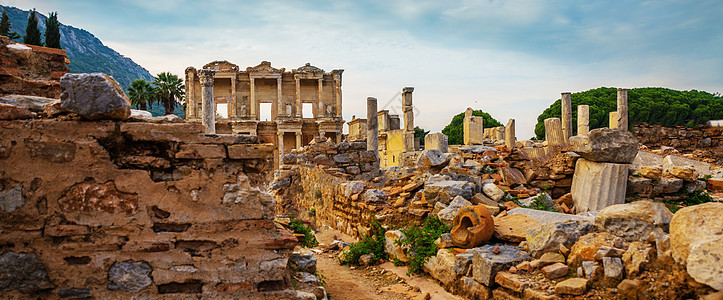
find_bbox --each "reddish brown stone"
[175,144,226,159]
[264,235,299,250]
[450,205,494,248]
[0,104,33,120]
[217,282,253,293]
[44,225,89,237]
[57,180,138,214]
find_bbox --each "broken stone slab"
[493,214,541,243]
[603,257,624,281]
[500,166,526,186]
[526,220,595,258]
[670,202,723,266]
[107,261,153,291]
[507,207,593,224]
[622,241,653,277]
[422,249,457,286]
[425,132,449,153]
[450,204,494,248]
[495,271,529,293]
[437,196,473,226]
[571,158,628,213]
[595,200,674,242]
[129,109,153,118]
[362,189,387,203]
[663,155,711,177]
[0,103,33,120]
[567,232,620,268]
[454,253,474,277]
[555,278,589,296]
[663,155,700,182]
[653,177,684,194]
[0,252,54,293]
[542,262,569,279]
[569,127,638,163]
[416,149,449,170]
[686,235,723,291]
[627,176,652,194]
[469,244,531,286]
[482,182,504,202]
[0,94,57,112]
[60,73,131,120]
[288,248,317,273]
[384,230,408,262]
[424,180,473,205]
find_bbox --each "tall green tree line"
[442,109,502,145]
[0,11,20,40]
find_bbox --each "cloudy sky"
[4,0,722,138]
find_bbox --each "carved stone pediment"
[295,63,324,74]
[203,60,239,71]
[247,61,284,74]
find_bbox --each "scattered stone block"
[595,200,673,242]
[384,230,408,262]
[416,149,449,170]
[554,278,588,296]
[568,128,638,163]
[538,252,565,266]
[424,180,473,205]
[363,189,387,203]
[542,262,568,279]
[653,176,684,194]
[581,260,601,280]
[571,158,628,212]
[670,202,723,290]
[437,196,473,226]
[602,257,623,280]
[0,103,33,120]
[422,249,456,285]
[526,220,594,258]
[494,214,541,243]
[175,143,226,159]
[495,271,528,293]
[289,248,317,273]
[593,246,625,261]
[507,207,591,224]
[622,242,653,277]
[425,132,448,153]
[567,232,619,268]
[0,94,57,112]
[470,244,531,286]
[482,183,505,201]
[60,73,131,120]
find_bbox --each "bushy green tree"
[44,12,61,49]
[414,126,429,145]
[23,9,41,46]
[534,87,723,139]
[0,11,20,40]
[127,79,155,111]
[442,109,502,145]
[152,72,185,115]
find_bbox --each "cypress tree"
[44,12,61,49]
[0,11,20,40]
[23,9,42,46]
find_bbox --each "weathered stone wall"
[0,119,300,298]
[634,124,723,164]
[280,137,379,181]
[0,36,69,98]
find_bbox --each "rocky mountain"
[1,5,154,89]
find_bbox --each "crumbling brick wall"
[634,124,723,164]
[0,119,300,299]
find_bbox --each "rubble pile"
[634,123,723,164]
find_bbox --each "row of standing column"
[548,88,628,145]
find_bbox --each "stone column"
[402,87,414,132]
[609,111,619,129]
[617,88,628,131]
[577,105,589,136]
[571,158,628,212]
[277,132,285,157]
[295,77,301,118]
[277,77,283,118]
[544,118,565,147]
[561,92,572,141]
[318,79,324,117]
[198,68,216,134]
[367,97,378,152]
[186,72,195,119]
[495,126,506,140]
[505,119,516,149]
[295,132,302,149]
[250,77,257,120]
[229,77,237,119]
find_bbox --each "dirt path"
[313,227,462,300]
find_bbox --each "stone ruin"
[1,36,722,299]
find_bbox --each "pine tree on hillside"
[23,9,42,46]
[0,11,20,40]
[44,12,61,49]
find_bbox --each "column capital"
[198,69,216,87]
[402,87,414,93]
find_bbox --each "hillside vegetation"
[442,110,502,145]
[535,87,723,139]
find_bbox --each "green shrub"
[289,217,319,248]
[395,216,450,274]
[664,190,714,213]
[339,220,387,265]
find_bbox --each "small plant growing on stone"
[339,220,387,266]
[522,193,559,212]
[665,190,713,213]
[395,216,450,275]
[289,217,319,248]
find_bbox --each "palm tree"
[127,79,155,111]
[152,72,184,115]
